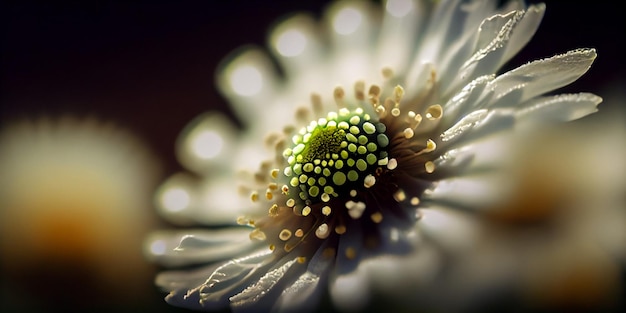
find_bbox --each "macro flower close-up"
[145,1,625,312]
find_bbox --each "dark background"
[1,1,624,312]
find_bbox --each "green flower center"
[282,108,389,204]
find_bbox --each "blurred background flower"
[1,0,625,312]
[0,116,162,312]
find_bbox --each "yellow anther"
[425,161,435,173]
[279,229,292,241]
[250,191,259,202]
[270,168,279,179]
[426,104,443,120]
[371,212,383,223]
[249,229,267,241]
[345,247,357,259]
[268,204,279,217]
[393,189,406,202]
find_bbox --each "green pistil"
[283,108,389,204]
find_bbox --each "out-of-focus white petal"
[155,173,255,226]
[176,112,239,174]
[216,48,281,128]
[329,264,370,312]
[422,172,514,210]
[376,0,423,76]
[324,1,380,85]
[417,206,482,254]
[145,228,257,267]
[268,14,323,76]
[435,131,515,175]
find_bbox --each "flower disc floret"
[283,108,389,204]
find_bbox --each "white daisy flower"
[146,0,618,312]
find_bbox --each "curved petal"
[196,249,276,310]
[440,108,515,147]
[515,92,601,124]
[447,9,526,95]
[145,228,258,267]
[157,263,222,300]
[485,48,597,106]
[500,4,545,67]
[230,256,306,312]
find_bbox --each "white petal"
[272,242,334,313]
[195,176,260,225]
[230,256,305,312]
[435,131,516,174]
[485,48,597,105]
[406,0,496,89]
[329,264,370,312]
[155,173,256,226]
[272,272,322,313]
[515,92,601,124]
[448,9,525,94]
[442,74,494,122]
[440,108,515,145]
[216,48,281,128]
[500,4,545,67]
[268,14,323,76]
[154,172,200,225]
[198,249,276,309]
[417,206,481,254]
[324,1,380,84]
[175,111,239,174]
[145,228,257,267]
[422,173,514,210]
[376,0,423,76]
[157,263,221,296]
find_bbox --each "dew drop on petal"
[230,65,263,96]
[333,8,362,35]
[276,29,307,57]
